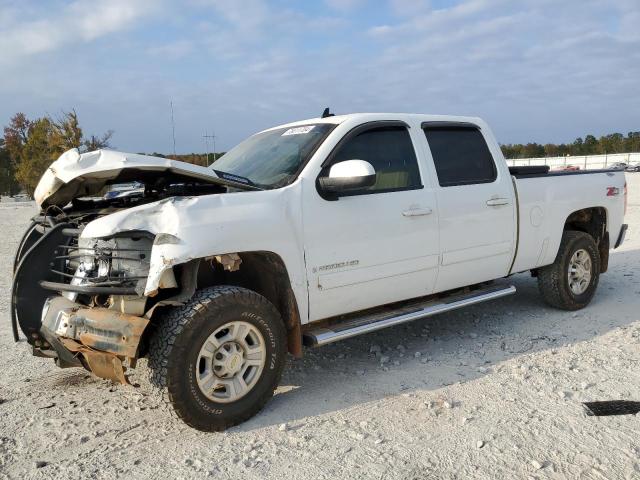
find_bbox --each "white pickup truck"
[12,112,627,431]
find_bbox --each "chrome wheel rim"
[195,321,266,403]
[568,248,592,295]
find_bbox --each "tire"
[537,230,601,310]
[147,285,287,431]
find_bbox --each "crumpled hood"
[34,148,220,208]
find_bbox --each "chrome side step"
[303,284,516,347]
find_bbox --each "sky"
[0,0,639,154]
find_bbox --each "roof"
[261,112,484,133]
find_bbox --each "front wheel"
[148,286,287,431]
[537,230,601,310]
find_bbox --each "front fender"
[81,187,308,320]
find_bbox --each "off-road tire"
[147,286,287,431]
[537,230,600,310]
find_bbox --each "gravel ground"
[1,176,639,479]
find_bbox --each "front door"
[303,123,440,321]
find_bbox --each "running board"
[303,284,516,347]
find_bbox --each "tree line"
[1,110,638,196]
[501,131,640,159]
[1,111,113,196]
[0,111,226,196]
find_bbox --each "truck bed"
[509,169,626,273]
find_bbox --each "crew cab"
[11,112,628,431]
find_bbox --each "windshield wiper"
[212,170,263,191]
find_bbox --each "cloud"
[147,40,193,59]
[350,0,640,145]
[201,0,270,32]
[324,0,367,12]
[0,0,158,64]
[389,0,431,17]
[195,0,346,61]
[1,0,639,152]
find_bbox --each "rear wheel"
[148,286,287,431]
[537,230,600,310]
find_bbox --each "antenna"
[203,131,217,166]
[170,100,176,156]
[321,107,334,118]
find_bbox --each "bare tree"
[83,130,114,152]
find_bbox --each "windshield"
[211,123,335,188]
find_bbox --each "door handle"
[486,198,509,207]
[402,207,433,217]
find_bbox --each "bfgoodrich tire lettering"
[148,285,286,431]
[537,230,601,311]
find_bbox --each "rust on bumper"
[60,338,129,384]
[41,297,149,384]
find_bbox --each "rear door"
[422,123,516,292]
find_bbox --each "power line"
[170,101,176,156]
[203,131,216,166]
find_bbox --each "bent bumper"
[40,297,149,383]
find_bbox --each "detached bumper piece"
[583,401,640,416]
[41,297,149,384]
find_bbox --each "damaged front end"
[11,148,236,384]
[12,218,156,383]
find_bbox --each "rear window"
[423,127,497,187]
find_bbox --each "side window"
[331,126,422,193]
[423,127,497,187]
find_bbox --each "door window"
[423,126,497,187]
[331,126,422,194]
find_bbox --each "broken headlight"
[59,233,153,299]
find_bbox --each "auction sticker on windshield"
[282,126,315,136]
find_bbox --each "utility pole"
[203,131,216,166]
[170,101,176,156]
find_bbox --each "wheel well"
[193,251,303,357]
[564,207,609,273]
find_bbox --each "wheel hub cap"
[213,342,244,378]
[568,248,592,295]
[195,321,266,403]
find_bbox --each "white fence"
[506,152,640,170]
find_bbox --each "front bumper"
[40,296,149,383]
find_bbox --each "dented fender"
[80,183,309,322]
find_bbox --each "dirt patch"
[1,176,639,479]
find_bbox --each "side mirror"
[318,160,376,195]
